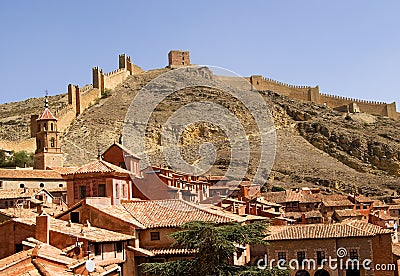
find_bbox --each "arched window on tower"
[51,123,54,131]
[50,138,55,148]
[43,123,47,131]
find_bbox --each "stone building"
[252,221,394,276]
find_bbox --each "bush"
[271,186,285,192]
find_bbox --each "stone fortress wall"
[29,54,143,137]
[4,50,399,154]
[249,75,399,120]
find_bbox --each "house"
[0,168,66,190]
[61,159,135,207]
[0,214,134,273]
[55,197,250,275]
[348,194,374,217]
[139,166,210,203]
[369,211,397,230]
[0,188,59,209]
[284,210,323,224]
[320,195,355,222]
[332,209,366,222]
[102,143,141,177]
[252,221,394,276]
[263,190,322,213]
[0,237,120,275]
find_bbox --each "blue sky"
[0,1,399,110]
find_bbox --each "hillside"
[0,68,399,197]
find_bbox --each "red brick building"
[252,221,394,276]
[62,159,134,207]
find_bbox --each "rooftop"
[13,216,135,242]
[122,199,237,228]
[60,159,132,176]
[266,220,391,241]
[37,108,57,121]
[0,169,63,180]
[334,209,364,218]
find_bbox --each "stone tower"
[168,50,191,68]
[33,96,64,170]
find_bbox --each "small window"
[94,244,101,256]
[122,184,126,197]
[119,162,127,169]
[349,249,358,260]
[98,184,106,197]
[277,252,286,264]
[79,186,86,199]
[317,251,325,265]
[44,123,47,131]
[5,201,8,207]
[50,138,55,148]
[297,251,306,263]
[150,232,160,241]
[115,184,119,199]
[39,183,45,188]
[20,183,25,189]
[70,212,80,223]
[50,123,54,131]
[115,242,123,253]
[0,181,3,189]
[58,183,63,188]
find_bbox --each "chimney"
[36,215,50,244]
[36,203,43,215]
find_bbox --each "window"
[297,251,306,263]
[317,251,325,265]
[58,183,63,188]
[44,123,47,131]
[79,186,86,199]
[122,184,126,197]
[0,181,3,189]
[277,252,286,262]
[98,184,106,197]
[39,183,45,188]
[349,249,358,260]
[115,184,119,199]
[119,162,127,169]
[50,123,54,131]
[115,242,123,253]
[94,244,101,256]
[70,212,80,223]
[50,138,55,147]
[150,232,160,241]
[5,201,8,208]
[19,183,25,188]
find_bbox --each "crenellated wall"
[29,53,143,141]
[250,75,399,120]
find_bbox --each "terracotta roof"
[0,248,33,271]
[37,108,57,120]
[122,199,236,228]
[322,195,354,207]
[351,195,374,203]
[284,210,322,219]
[61,159,132,176]
[266,221,391,241]
[49,166,79,175]
[14,217,135,242]
[0,188,39,199]
[334,209,363,218]
[87,203,144,229]
[0,169,63,180]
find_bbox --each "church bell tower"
[33,95,64,169]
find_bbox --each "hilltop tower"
[168,50,191,68]
[33,95,64,169]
